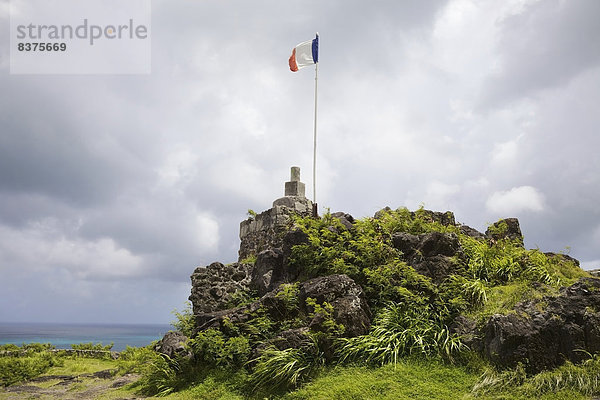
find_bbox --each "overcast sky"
[1,0,599,324]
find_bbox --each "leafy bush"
[0,351,58,386]
[275,283,300,313]
[305,298,345,338]
[171,301,196,337]
[71,342,113,351]
[190,329,251,369]
[118,345,164,374]
[363,261,437,309]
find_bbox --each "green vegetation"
[171,301,196,337]
[0,348,58,386]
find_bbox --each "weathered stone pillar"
[284,166,305,197]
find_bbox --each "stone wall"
[238,196,312,261]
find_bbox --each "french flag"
[289,34,319,72]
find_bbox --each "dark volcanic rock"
[195,274,371,339]
[417,231,460,257]
[331,212,355,230]
[483,278,600,373]
[451,315,482,353]
[486,218,524,246]
[413,255,460,283]
[392,231,463,283]
[391,232,420,258]
[249,228,309,296]
[459,224,486,240]
[155,331,190,359]
[299,274,372,337]
[251,248,284,295]
[189,262,252,315]
[413,210,456,226]
[544,252,581,268]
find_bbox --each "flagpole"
[313,60,318,211]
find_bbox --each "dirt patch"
[0,370,143,400]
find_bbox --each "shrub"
[0,351,58,386]
[171,301,196,337]
[190,329,251,369]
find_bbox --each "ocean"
[0,322,172,351]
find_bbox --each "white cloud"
[491,134,523,166]
[486,186,545,215]
[196,212,219,252]
[0,222,144,280]
[423,181,461,210]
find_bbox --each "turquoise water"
[0,322,172,351]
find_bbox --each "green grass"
[2,348,596,400]
[45,356,116,376]
[284,360,477,400]
[465,281,556,325]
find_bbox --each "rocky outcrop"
[483,278,600,373]
[250,228,309,296]
[189,262,252,314]
[194,274,371,338]
[186,187,597,374]
[374,208,456,227]
[485,217,524,246]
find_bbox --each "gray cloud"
[480,0,600,108]
[1,0,599,324]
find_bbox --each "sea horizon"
[0,321,173,351]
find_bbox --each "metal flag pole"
[312,33,319,217]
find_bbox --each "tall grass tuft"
[530,356,600,396]
[249,337,325,390]
[472,356,600,398]
[337,302,465,366]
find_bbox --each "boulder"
[331,212,355,231]
[459,224,486,240]
[298,274,371,337]
[412,210,456,226]
[391,232,420,258]
[417,231,460,258]
[450,315,482,353]
[392,231,463,283]
[485,218,524,246]
[483,278,600,373]
[251,249,284,295]
[155,331,190,359]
